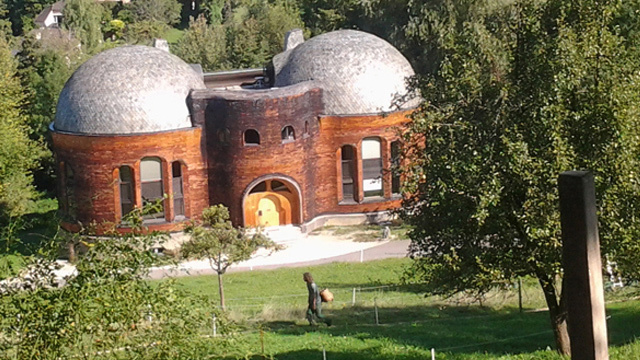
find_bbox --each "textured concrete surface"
[148,237,410,279]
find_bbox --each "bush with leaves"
[0,208,234,359]
[182,205,281,309]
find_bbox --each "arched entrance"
[243,178,301,227]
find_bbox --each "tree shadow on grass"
[251,302,640,358]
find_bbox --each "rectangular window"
[119,166,134,217]
[141,158,164,219]
[172,162,184,217]
[391,141,401,195]
[362,138,383,198]
[341,145,356,202]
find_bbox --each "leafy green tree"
[17,35,83,195]
[0,0,12,39]
[400,0,640,354]
[224,0,304,69]
[124,19,169,44]
[0,36,45,224]
[128,0,182,26]
[3,0,53,35]
[173,15,227,71]
[0,209,233,359]
[199,0,225,25]
[182,205,280,309]
[63,0,104,52]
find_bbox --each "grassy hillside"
[167,258,640,359]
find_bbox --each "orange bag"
[320,288,334,302]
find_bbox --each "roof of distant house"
[35,1,65,26]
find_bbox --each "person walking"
[303,272,331,326]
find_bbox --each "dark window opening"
[119,166,134,217]
[391,141,401,195]
[271,180,290,192]
[140,157,164,219]
[341,145,356,201]
[244,129,260,145]
[281,125,295,143]
[172,161,184,217]
[250,181,267,193]
[304,121,309,135]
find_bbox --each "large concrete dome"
[54,46,205,135]
[272,30,420,115]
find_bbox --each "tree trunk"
[218,272,225,310]
[538,274,570,355]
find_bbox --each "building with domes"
[51,29,419,234]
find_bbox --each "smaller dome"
[55,46,205,135]
[272,30,419,115]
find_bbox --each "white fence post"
[352,288,356,306]
[212,314,217,337]
[431,348,435,360]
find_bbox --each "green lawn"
[169,259,640,359]
[164,28,184,44]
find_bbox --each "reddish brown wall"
[312,111,411,216]
[202,83,411,226]
[52,127,208,233]
[204,89,324,225]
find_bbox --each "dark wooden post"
[559,171,609,360]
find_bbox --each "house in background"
[35,1,65,29]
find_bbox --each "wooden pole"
[559,171,609,360]
[518,278,523,313]
[374,298,379,325]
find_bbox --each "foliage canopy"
[400,0,640,354]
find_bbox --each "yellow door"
[257,195,280,227]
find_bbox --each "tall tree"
[128,0,182,26]
[3,0,53,35]
[173,15,227,71]
[0,36,45,223]
[17,36,82,194]
[182,205,280,309]
[400,0,640,354]
[63,0,104,52]
[224,0,304,69]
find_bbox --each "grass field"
[169,258,640,359]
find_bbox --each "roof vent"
[283,29,304,51]
[153,38,170,52]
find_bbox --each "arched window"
[391,140,401,195]
[119,166,134,217]
[64,163,77,220]
[362,137,383,198]
[140,157,164,218]
[281,125,295,143]
[244,129,260,145]
[341,145,356,201]
[172,162,185,217]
